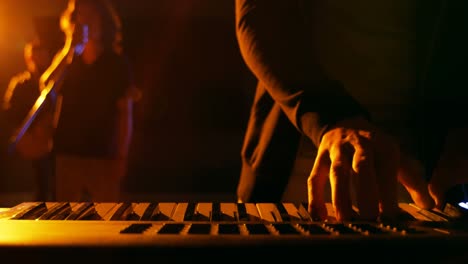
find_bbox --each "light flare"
[6,0,77,152]
[39,0,76,93]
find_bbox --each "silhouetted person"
[2,39,57,201]
[11,0,136,202]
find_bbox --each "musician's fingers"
[308,147,330,221]
[352,145,379,221]
[329,145,353,221]
[428,169,450,209]
[398,154,434,209]
[375,140,400,220]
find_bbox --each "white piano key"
[98,203,122,220]
[131,203,151,220]
[256,203,281,222]
[68,202,97,220]
[0,202,41,220]
[243,203,261,221]
[195,202,212,221]
[109,202,135,221]
[403,203,448,222]
[220,203,237,220]
[45,202,60,210]
[396,203,427,221]
[157,202,178,220]
[326,203,337,221]
[172,202,188,222]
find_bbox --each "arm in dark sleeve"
[235,0,370,146]
[112,54,135,159]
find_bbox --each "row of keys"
[0,201,448,223]
[120,222,428,236]
[3,202,314,222]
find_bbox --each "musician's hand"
[429,128,468,208]
[397,152,435,209]
[307,116,434,221]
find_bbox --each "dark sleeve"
[114,54,134,99]
[3,79,40,131]
[235,0,370,146]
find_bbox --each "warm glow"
[23,42,33,63]
[2,71,31,110]
[7,0,77,149]
[39,0,76,93]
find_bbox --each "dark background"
[0,0,258,205]
[1,0,467,206]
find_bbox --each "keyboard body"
[0,201,467,263]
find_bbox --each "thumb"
[398,154,435,209]
[428,179,447,210]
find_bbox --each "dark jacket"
[235,0,462,202]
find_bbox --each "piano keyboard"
[0,201,467,263]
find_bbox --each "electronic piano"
[0,201,467,263]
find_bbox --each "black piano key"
[396,209,416,221]
[65,202,95,220]
[326,223,360,234]
[246,224,270,235]
[236,203,249,221]
[352,223,388,234]
[110,202,133,221]
[188,223,211,234]
[140,203,158,221]
[395,226,428,235]
[14,203,46,220]
[77,205,100,220]
[151,205,171,221]
[299,223,330,235]
[275,203,291,222]
[49,204,73,220]
[381,223,427,234]
[294,202,312,221]
[11,202,48,220]
[192,208,210,221]
[37,202,71,220]
[398,227,426,234]
[183,202,197,221]
[211,202,221,221]
[272,223,300,234]
[218,224,241,235]
[300,201,325,221]
[120,223,152,234]
[158,223,185,234]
